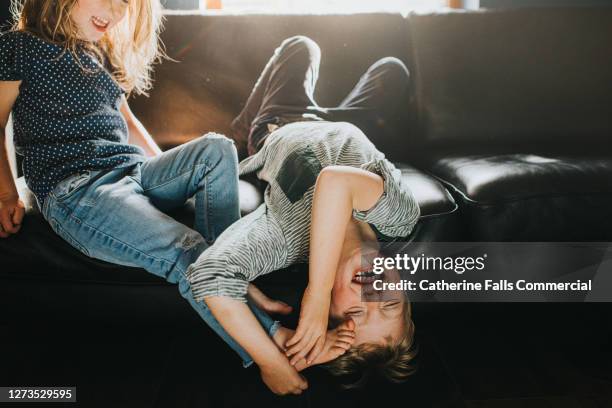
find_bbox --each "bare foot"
[273,320,355,371]
[248,284,293,315]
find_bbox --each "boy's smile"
[330,220,407,347]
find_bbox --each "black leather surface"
[430,153,612,204]
[406,7,612,153]
[428,154,612,241]
[397,163,457,217]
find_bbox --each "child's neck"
[342,219,379,258]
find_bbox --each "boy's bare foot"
[248,284,293,315]
[273,319,356,371]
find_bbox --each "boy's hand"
[259,357,309,395]
[291,318,356,371]
[0,196,25,238]
[285,286,330,366]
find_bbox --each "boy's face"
[72,0,129,42]
[330,245,407,346]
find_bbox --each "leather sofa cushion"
[430,153,612,204]
[429,154,612,241]
[1,163,456,285]
[407,7,612,151]
[397,163,456,217]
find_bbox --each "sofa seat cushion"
[1,163,458,285]
[396,162,456,217]
[0,177,262,285]
[431,153,612,203]
[428,153,612,241]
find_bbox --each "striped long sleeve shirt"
[185,120,421,303]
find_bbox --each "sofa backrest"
[130,12,412,157]
[406,7,612,153]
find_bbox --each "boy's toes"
[338,333,355,345]
[337,340,353,350]
[337,318,356,332]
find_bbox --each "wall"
[161,0,199,9]
[481,0,612,7]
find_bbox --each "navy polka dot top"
[0,30,147,206]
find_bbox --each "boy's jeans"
[41,133,277,368]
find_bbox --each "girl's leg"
[42,135,277,367]
[137,133,240,243]
[136,132,282,367]
[230,35,325,155]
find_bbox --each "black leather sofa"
[2,7,611,325]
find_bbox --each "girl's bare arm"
[119,95,162,157]
[0,80,25,238]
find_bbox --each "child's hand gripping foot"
[273,319,356,371]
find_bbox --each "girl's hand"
[285,286,330,366]
[0,196,25,238]
[259,355,309,395]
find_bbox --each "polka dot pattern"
[0,30,147,205]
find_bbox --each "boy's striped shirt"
[185,120,420,303]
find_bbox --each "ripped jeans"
[41,133,279,368]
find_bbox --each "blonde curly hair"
[10,0,166,96]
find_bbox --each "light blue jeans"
[41,134,278,368]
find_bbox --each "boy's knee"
[279,35,321,60]
[371,56,410,83]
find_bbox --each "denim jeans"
[41,133,278,368]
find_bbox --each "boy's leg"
[319,57,412,151]
[230,35,326,155]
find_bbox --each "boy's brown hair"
[324,298,417,388]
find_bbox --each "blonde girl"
[0,0,329,395]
